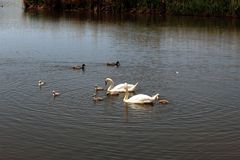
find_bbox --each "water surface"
[0,1,240,159]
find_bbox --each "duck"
[72,64,85,70]
[94,85,105,92]
[159,99,169,104]
[38,80,45,87]
[106,61,120,67]
[92,94,103,101]
[105,78,138,93]
[52,90,60,97]
[123,83,159,104]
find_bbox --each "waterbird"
[123,83,159,104]
[106,61,120,67]
[72,64,85,70]
[52,90,60,97]
[94,85,105,92]
[105,77,138,93]
[38,80,45,87]
[159,99,169,104]
[92,94,103,101]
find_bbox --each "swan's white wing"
[129,94,151,101]
[127,84,135,88]
[128,94,153,104]
[112,83,135,92]
[113,83,125,90]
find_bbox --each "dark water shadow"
[22,9,240,30]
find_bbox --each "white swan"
[123,83,159,104]
[105,78,138,93]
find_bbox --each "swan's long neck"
[130,82,138,90]
[123,84,129,102]
[151,94,159,100]
[107,79,114,91]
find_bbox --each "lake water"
[1,0,240,159]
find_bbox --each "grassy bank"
[23,0,240,17]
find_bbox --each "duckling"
[159,99,169,104]
[38,80,45,87]
[106,61,120,67]
[52,90,61,97]
[106,91,119,96]
[92,94,103,101]
[94,85,105,92]
[72,64,85,70]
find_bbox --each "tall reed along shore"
[23,0,240,17]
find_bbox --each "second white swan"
[105,78,138,93]
[123,83,159,104]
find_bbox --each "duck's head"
[116,61,120,67]
[38,80,45,85]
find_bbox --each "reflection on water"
[125,103,154,110]
[1,1,240,159]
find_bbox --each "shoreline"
[23,0,240,18]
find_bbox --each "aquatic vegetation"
[166,0,231,16]
[23,0,44,6]
[23,0,240,17]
